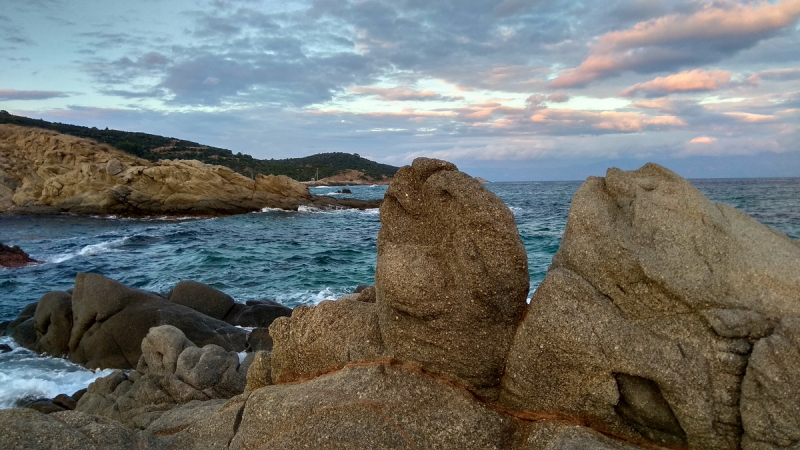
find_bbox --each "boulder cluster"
[0,124,379,216]
[1,158,799,449]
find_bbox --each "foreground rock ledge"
[2,160,799,450]
[0,124,380,216]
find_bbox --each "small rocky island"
[1,158,799,449]
[0,124,379,216]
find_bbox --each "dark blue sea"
[1,179,798,407]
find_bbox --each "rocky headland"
[0,243,38,268]
[0,124,380,216]
[1,158,799,449]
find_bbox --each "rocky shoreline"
[1,158,799,449]
[0,124,380,217]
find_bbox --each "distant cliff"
[0,124,379,216]
[0,111,399,182]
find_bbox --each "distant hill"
[0,111,399,181]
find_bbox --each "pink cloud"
[529,109,686,132]
[551,0,800,88]
[725,112,779,123]
[621,69,731,96]
[348,86,462,101]
[631,98,679,113]
[689,136,718,144]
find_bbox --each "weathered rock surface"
[0,242,37,268]
[375,157,529,399]
[0,408,163,450]
[76,325,248,429]
[0,124,379,216]
[501,163,800,449]
[33,290,73,356]
[270,299,384,383]
[68,273,246,369]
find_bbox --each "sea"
[1,178,799,408]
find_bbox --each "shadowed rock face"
[0,243,37,268]
[375,157,529,399]
[500,163,800,449]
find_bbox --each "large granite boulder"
[269,299,384,383]
[375,157,529,399]
[69,273,247,369]
[501,163,800,449]
[33,290,73,356]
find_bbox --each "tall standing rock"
[501,163,800,449]
[375,157,529,399]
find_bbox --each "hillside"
[0,111,399,182]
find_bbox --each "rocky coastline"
[0,124,380,217]
[1,158,799,449]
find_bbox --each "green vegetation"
[0,112,399,181]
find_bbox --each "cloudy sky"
[2,0,800,180]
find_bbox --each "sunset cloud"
[529,109,686,133]
[689,136,718,144]
[552,0,800,87]
[348,86,462,101]
[621,69,731,97]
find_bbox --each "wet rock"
[223,299,291,328]
[375,157,529,399]
[33,291,73,356]
[168,281,234,320]
[24,398,67,415]
[53,393,78,411]
[69,273,247,369]
[0,343,12,353]
[0,242,37,268]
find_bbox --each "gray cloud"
[0,89,70,100]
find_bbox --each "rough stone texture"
[501,163,800,449]
[0,124,378,216]
[144,399,228,437]
[33,290,73,356]
[0,409,100,450]
[186,364,523,449]
[223,299,292,328]
[136,325,197,376]
[245,350,272,392]
[375,157,529,399]
[741,318,800,448]
[69,272,247,369]
[53,410,165,450]
[175,344,245,397]
[76,326,248,429]
[168,281,235,320]
[270,299,384,383]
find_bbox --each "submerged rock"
[0,243,37,268]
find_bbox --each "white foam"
[260,207,284,212]
[0,339,114,409]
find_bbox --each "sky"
[1,0,800,181]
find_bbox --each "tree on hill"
[0,113,399,181]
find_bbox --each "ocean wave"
[44,234,141,263]
[273,287,348,307]
[0,338,114,409]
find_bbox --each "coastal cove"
[1,177,798,412]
